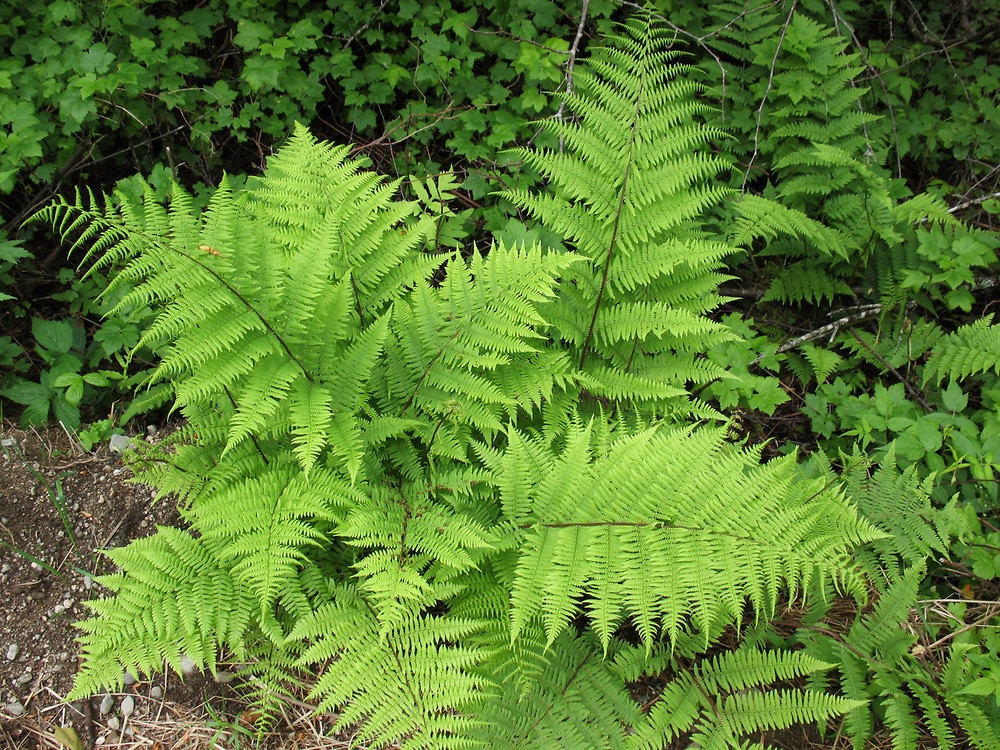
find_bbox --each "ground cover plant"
[6,0,1000,748]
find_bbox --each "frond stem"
[579,106,640,370]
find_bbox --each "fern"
[503,12,738,417]
[795,454,998,750]
[35,12,896,748]
[495,422,882,650]
[923,315,1000,385]
[621,640,864,749]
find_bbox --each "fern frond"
[505,10,739,414]
[187,467,355,618]
[292,585,492,749]
[923,315,1000,385]
[473,625,642,749]
[761,260,854,305]
[623,642,860,750]
[843,445,951,579]
[505,422,883,650]
[69,526,256,699]
[732,193,849,259]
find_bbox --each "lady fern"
[504,12,738,419]
[34,12,893,748]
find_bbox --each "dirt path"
[0,423,225,748]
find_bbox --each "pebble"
[29,562,42,572]
[123,671,136,686]
[215,670,234,684]
[0,437,16,447]
[1,563,10,574]
[150,685,163,700]
[109,434,135,455]
[5,701,24,717]
[180,655,195,675]
[120,695,134,718]
[100,694,114,715]
[107,716,120,731]
[83,575,93,590]
[6,644,18,660]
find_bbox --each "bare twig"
[742,1,797,191]
[341,0,393,50]
[554,0,591,129]
[948,189,1000,214]
[753,303,881,364]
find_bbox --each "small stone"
[54,605,65,615]
[83,576,93,590]
[1,437,16,447]
[1,563,10,574]
[123,672,136,686]
[100,694,114,716]
[6,644,18,660]
[120,695,134,717]
[108,434,135,455]
[5,701,24,717]
[150,685,163,700]
[214,670,234,684]
[29,562,42,572]
[107,716,120,731]
[180,655,195,675]
[146,425,157,436]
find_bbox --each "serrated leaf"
[32,318,75,355]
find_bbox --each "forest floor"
[0,422,346,750]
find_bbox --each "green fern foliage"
[621,640,864,750]
[34,12,905,749]
[923,315,1000,386]
[497,422,882,650]
[797,456,998,750]
[504,11,738,416]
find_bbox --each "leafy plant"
[35,15,890,747]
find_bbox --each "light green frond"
[923,315,1000,385]
[506,423,882,651]
[732,193,849,258]
[504,9,739,414]
[189,467,352,617]
[475,629,642,750]
[69,526,255,699]
[292,586,492,749]
[624,642,857,750]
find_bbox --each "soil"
[0,422,231,749]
